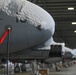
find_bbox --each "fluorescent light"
[72,22,76,25]
[68,7,74,10]
[74,30,76,33]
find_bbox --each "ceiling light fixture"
[74,30,76,33]
[72,22,76,25]
[68,7,74,10]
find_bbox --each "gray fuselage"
[0,11,52,54]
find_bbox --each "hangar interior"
[0,0,76,75]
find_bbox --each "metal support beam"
[6,26,11,75]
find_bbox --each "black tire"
[14,66,20,73]
[21,65,26,72]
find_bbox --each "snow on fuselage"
[1,0,55,33]
[0,0,55,54]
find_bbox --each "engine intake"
[49,45,62,57]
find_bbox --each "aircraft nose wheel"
[21,65,26,72]
[14,66,20,73]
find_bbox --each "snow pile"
[0,0,55,49]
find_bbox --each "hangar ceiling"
[29,0,76,49]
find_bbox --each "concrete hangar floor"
[0,64,75,75]
[15,64,76,75]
